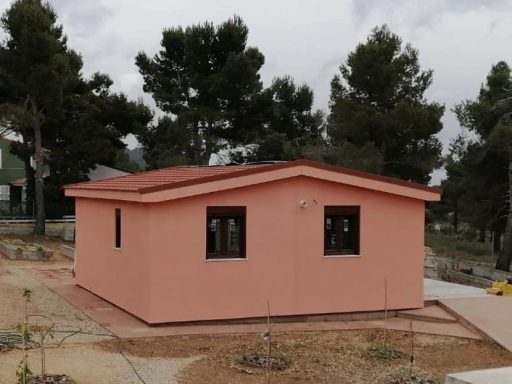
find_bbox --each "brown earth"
[99,329,512,384]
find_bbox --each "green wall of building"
[0,140,25,185]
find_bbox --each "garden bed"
[0,239,53,261]
[98,329,512,384]
[30,374,75,384]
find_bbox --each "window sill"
[205,258,247,262]
[323,254,360,258]
[113,247,121,251]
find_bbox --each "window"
[0,185,9,201]
[206,206,246,259]
[324,206,360,255]
[115,208,121,249]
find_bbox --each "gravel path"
[0,261,108,344]
[0,254,201,383]
[0,345,200,384]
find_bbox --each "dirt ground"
[2,233,512,384]
[0,235,104,340]
[99,330,512,384]
[0,235,198,384]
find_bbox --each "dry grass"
[98,329,512,384]
[425,232,494,264]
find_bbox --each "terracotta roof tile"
[65,163,275,192]
[65,160,442,198]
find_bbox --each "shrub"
[368,344,404,360]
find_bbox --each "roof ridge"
[65,159,442,200]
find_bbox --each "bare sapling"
[383,278,388,348]
[16,288,32,384]
[409,319,415,377]
[262,300,272,383]
[31,316,55,377]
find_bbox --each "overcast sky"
[1,0,511,183]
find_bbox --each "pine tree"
[0,1,153,229]
[452,62,512,270]
[0,0,82,234]
[136,16,265,165]
[327,25,444,183]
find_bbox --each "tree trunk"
[192,121,202,165]
[496,161,512,271]
[493,230,502,254]
[31,100,45,235]
[22,148,35,217]
[453,203,459,233]
[478,225,486,243]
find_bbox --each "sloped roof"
[65,160,442,202]
[66,163,274,192]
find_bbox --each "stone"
[60,244,75,260]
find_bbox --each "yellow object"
[487,281,512,296]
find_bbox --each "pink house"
[65,160,441,324]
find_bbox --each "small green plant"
[0,333,21,352]
[368,344,405,360]
[14,289,73,383]
[16,359,32,384]
[36,246,43,252]
[17,289,32,384]
[31,320,55,377]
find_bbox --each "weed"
[368,344,404,360]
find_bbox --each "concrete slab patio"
[425,279,512,354]
[446,366,512,384]
[440,296,512,352]
[424,278,487,301]
[20,264,481,340]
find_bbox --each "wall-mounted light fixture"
[299,200,309,208]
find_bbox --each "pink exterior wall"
[75,198,151,320]
[75,175,425,324]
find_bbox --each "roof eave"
[64,160,442,203]
[64,188,142,202]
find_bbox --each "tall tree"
[136,16,265,165]
[43,73,153,200]
[0,0,82,234]
[452,61,512,269]
[327,25,444,183]
[0,1,153,228]
[139,116,191,169]
[238,76,325,162]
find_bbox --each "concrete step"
[438,296,512,351]
[397,305,457,324]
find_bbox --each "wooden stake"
[384,278,388,348]
[266,300,271,384]
[409,319,415,377]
